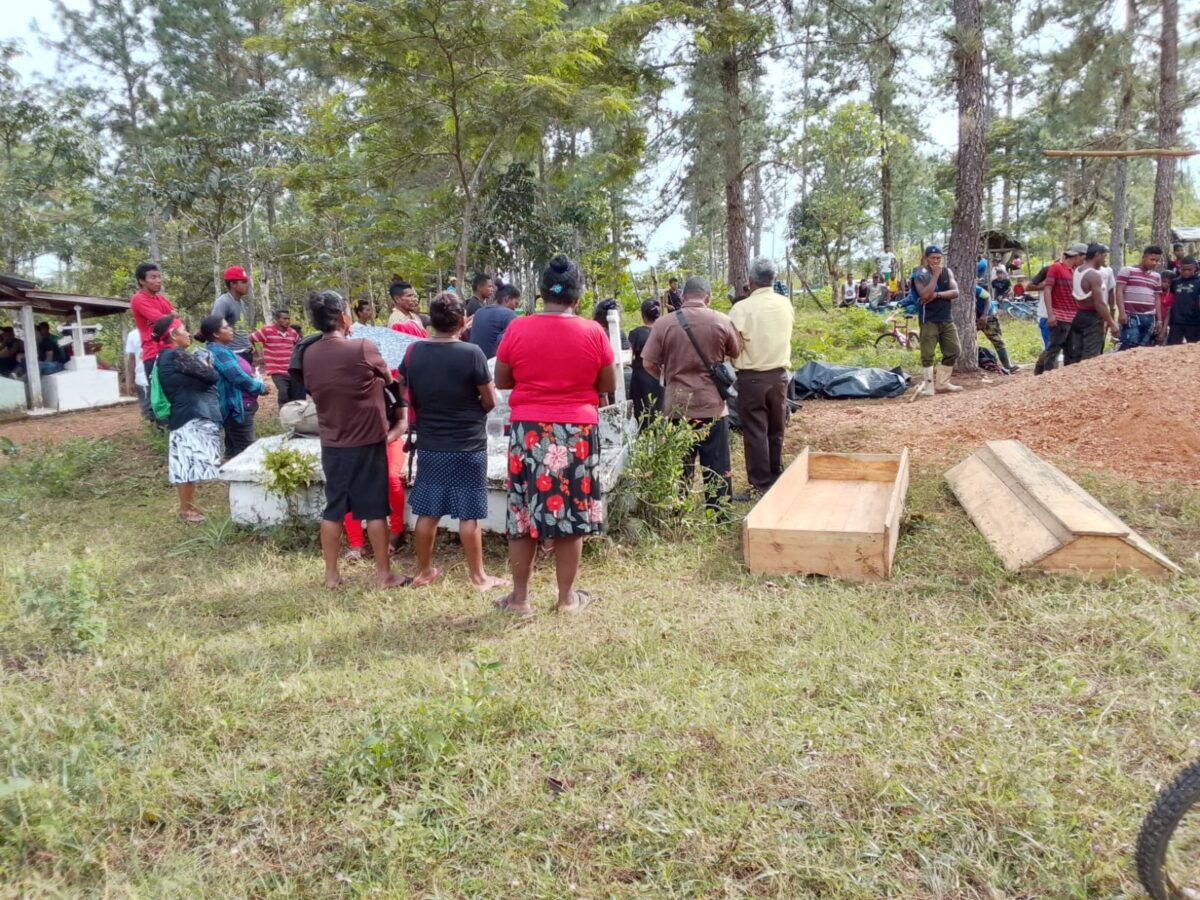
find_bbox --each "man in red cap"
[213,265,253,364]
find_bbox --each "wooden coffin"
[744,447,910,582]
[945,439,1180,577]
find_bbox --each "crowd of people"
[124,233,1196,603]
[1028,242,1199,373]
[128,252,799,611]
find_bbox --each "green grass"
[1,428,1198,897]
[788,303,1045,370]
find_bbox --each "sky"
[4,0,1196,275]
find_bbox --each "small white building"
[0,274,132,415]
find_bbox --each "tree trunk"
[719,34,749,293]
[949,0,986,374]
[1110,0,1136,270]
[1150,0,1179,250]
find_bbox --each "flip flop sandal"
[560,590,594,614]
[493,597,534,617]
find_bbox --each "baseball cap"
[924,245,944,256]
[1065,242,1088,257]
[223,265,249,281]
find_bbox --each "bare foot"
[342,548,364,563]
[492,593,533,616]
[375,571,413,588]
[411,567,443,588]
[178,511,206,523]
[470,573,511,593]
[323,573,345,590]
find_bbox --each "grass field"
[1,306,1197,898]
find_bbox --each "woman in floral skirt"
[494,255,616,614]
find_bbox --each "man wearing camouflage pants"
[975,285,1018,372]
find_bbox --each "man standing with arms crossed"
[642,276,743,515]
[213,265,254,365]
[912,245,963,396]
[729,257,794,498]
[1115,245,1165,351]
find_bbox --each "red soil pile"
[802,343,1200,482]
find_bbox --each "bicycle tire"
[875,333,903,350]
[1137,758,1200,899]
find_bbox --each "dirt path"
[0,403,145,446]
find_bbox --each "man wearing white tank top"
[1070,243,1121,362]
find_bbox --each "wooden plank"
[980,440,1127,539]
[807,451,900,483]
[745,528,887,581]
[1043,148,1199,159]
[1121,530,1184,575]
[1040,536,1177,576]
[948,440,1181,576]
[747,447,809,529]
[945,452,1061,570]
[882,448,910,576]
[774,480,892,534]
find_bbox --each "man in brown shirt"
[302,289,410,590]
[642,276,743,514]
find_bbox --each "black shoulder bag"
[676,309,736,401]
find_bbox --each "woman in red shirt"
[494,255,616,615]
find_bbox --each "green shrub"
[607,415,722,540]
[262,446,319,496]
[0,439,118,499]
[19,560,110,652]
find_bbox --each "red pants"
[344,440,406,547]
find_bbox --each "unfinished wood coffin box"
[744,448,910,582]
[946,439,1181,577]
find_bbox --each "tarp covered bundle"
[791,361,909,400]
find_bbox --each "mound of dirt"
[801,344,1200,482]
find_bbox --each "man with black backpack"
[641,276,743,514]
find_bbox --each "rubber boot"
[997,346,1018,373]
[916,366,935,397]
[935,364,963,393]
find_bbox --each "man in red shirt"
[129,263,175,381]
[1035,243,1086,374]
[250,309,305,402]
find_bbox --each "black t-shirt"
[629,325,651,370]
[914,268,954,324]
[398,340,492,452]
[468,304,516,359]
[1171,275,1200,326]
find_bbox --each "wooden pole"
[1043,148,1198,159]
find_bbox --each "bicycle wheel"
[1137,758,1200,899]
[875,333,903,350]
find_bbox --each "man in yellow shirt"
[729,257,795,496]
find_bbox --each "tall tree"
[1150,0,1179,249]
[948,0,985,373]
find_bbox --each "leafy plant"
[607,416,713,540]
[262,446,319,496]
[19,560,110,652]
[169,517,244,557]
[331,658,503,792]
